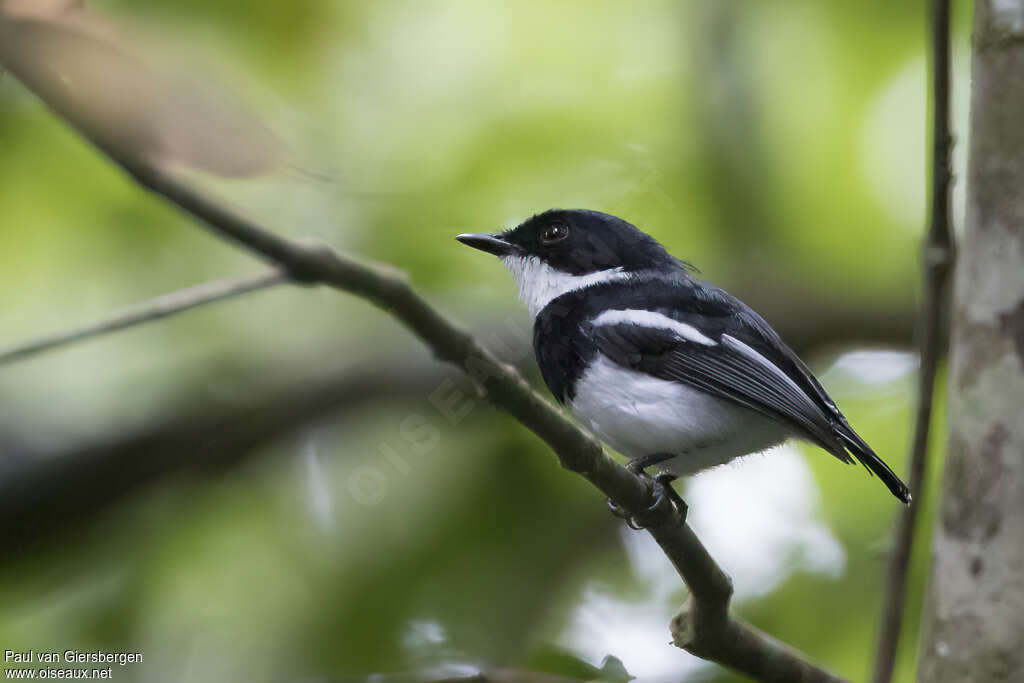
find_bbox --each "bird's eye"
[540,222,569,245]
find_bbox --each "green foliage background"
[0,1,970,680]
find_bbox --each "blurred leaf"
[0,9,281,176]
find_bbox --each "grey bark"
[919,1,1024,681]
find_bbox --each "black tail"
[836,428,912,504]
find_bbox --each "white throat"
[499,255,631,318]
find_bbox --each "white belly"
[569,355,790,476]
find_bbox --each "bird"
[456,209,911,514]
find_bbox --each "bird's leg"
[625,452,676,474]
[654,470,688,522]
[608,453,687,528]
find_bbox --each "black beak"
[455,232,516,257]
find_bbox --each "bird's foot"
[607,465,688,529]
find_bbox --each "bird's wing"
[589,290,911,503]
[725,302,912,503]
[590,310,847,457]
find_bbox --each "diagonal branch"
[0,269,285,365]
[4,78,847,683]
[871,0,955,681]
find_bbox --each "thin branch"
[0,270,285,365]
[4,73,847,683]
[871,0,955,681]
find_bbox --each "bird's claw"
[607,470,687,529]
[606,499,645,530]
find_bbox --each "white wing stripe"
[593,309,717,346]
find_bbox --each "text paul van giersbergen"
[5,651,141,666]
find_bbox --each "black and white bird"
[457,209,911,506]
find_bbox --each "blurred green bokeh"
[0,1,968,681]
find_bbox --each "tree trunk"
[919,1,1024,681]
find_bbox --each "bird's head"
[457,209,682,317]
